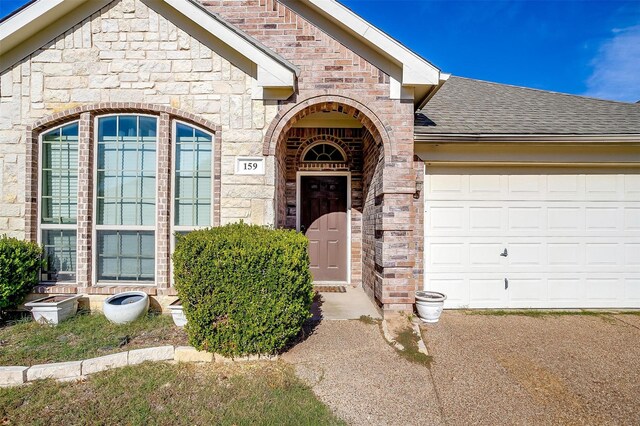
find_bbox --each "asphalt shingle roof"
[416,76,640,136]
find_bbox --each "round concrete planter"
[415,291,446,323]
[103,291,149,324]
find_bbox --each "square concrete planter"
[168,299,187,327]
[25,294,82,325]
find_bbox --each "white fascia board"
[305,0,440,86]
[163,0,296,89]
[0,0,73,55]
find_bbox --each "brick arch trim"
[26,103,221,133]
[296,135,352,166]
[263,95,393,158]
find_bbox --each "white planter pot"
[415,291,446,323]
[25,294,82,325]
[168,299,187,327]
[103,291,149,324]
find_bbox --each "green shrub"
[0,235,44,314]
[172,223,314,357]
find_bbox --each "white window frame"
[92,113,159,286]
[169,120,215,286]
[301,141,348,163]
[170,120,215,253]
[37,120,80,284]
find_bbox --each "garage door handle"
[505,278,509,289]
[500,248,508,257]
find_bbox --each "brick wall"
[200,0,419,310]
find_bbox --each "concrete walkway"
[311,286,382,320]
[282,320,444,426]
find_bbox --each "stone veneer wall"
[0,0,278,293]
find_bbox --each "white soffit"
[301,0,442,98]
[0,0,297,99]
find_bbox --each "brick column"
[156,113,171,289]
[378,121,418,312]
[76,112,93,289]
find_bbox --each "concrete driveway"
[422,312,640,425]
[283,312,639,425]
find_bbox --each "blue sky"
[2,0,639,102]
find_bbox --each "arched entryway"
[265,96,391,305]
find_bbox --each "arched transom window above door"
[301,142,347,163]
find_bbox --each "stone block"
[27,361,82,381]
[82,352,128,375]
[0,366,28,387]
[128,346,174,365]
[174,346,213,363]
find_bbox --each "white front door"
[424,167,640,309]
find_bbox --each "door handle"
[505,278,509,289]
[500,248,508,257]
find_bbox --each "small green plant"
[393,326,433,368]
[172,223,314,357]
[358,315,380,325]
[0,235,44,317]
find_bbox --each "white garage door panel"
[425,170,640,309]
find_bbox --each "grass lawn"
[0,312,188,366]
[0,361,344,426]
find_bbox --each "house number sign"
[235,157,265,175]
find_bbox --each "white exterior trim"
[416,143,640,166]
[296,171,352,284]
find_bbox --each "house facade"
[0,0,638,311]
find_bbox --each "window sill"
[33,284,78,294]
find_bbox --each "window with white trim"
[95,115,157,283]
[302,142,347,163]
[40,122,78,282]
[36,112,216,287]
[173,121,213,230]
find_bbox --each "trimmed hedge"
[172,223,314,357]
[0,235,44,314]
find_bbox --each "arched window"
[36,111,216,285]
[40,122,79,282]
[302,142,347,163]
[173,121,214,229]
[95,115,157,282]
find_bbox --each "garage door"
[424,168,640,309]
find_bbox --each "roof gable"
[281,0,445,105]
[0,0,298,99]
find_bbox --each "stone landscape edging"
[0,345,278,388]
